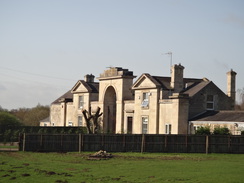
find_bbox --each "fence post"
[228,135,231,153]
[101,134,104,150]
[23,133,26,152]
[185,135,188,153]
[141,134,145,153]
[40,134,43,148]
[123,134,126,152]
[82,134,84,151]
[79,133,81,153]
[206,135,209,154]
[164,135,167,152]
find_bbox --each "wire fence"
[19,134,244,154]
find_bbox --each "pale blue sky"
[0,0,244,110]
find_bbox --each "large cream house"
[42,64,237,134]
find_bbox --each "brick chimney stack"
[170,64,185,93]
[84,74,95,83]
[227,69,237,107]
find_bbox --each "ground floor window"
[193,125,201,134]
[68,121,73,126]
[78,116,83,126]
[165,124,171,134]
[142,116,148,134]
[127,117,133,134]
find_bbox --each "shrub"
[195,126,211,135]
[213,127,230,135]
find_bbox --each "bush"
[213,127,230,135]
[195,126,211,135]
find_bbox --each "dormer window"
[206,95,214,110]
[141,92,149,108]
[79,95,84,108]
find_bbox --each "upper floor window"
[79,95,84,108]
[206,95,214,110]
[142,116,148,134]
[78,116,83,126]
[141,92,149,108]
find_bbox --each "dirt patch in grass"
[7,170,16,173]
[0,152,24,159]
[21,173,30,177]
[113,154,217,162]
[35,169,56,175]
[10,176,16,180]
[2,174,10,177]
[55,180,68,183]
[34,168,73,177]
[113,155,153,160]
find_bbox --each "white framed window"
[206,95,214,110]
[79,95,84,109]
[193,125,201,134]
[68,121,73,126]
[141,92,149,108]
[165,124,172,134]
[78,116,83,126]
[142,116,148,134]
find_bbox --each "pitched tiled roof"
[151,76,171,90]
[133,73,208,95]
[151,75,208,97]
[72,80,99,93]
[39,116,50,122]
[183,80,211,97]
[52,90,73,104]
[86,82,99,93]
[190,110,244,122]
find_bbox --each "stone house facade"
[43,64,236,135]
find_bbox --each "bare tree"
[82,107,103,134]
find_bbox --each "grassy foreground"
[0,152,244,183]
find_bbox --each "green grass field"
[0,152,244,183]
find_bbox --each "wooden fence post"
[206,135,209,154]
[228,135,231,153]
[164,135,167,152]
[79,133,81,153]
[82,134,84,151]
[123,134,126,152]
[40,134,43,148]
[23,133,25,152]
[141,134,145,153]
[185,135,188,153]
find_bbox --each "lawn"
[0,152,244,183]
